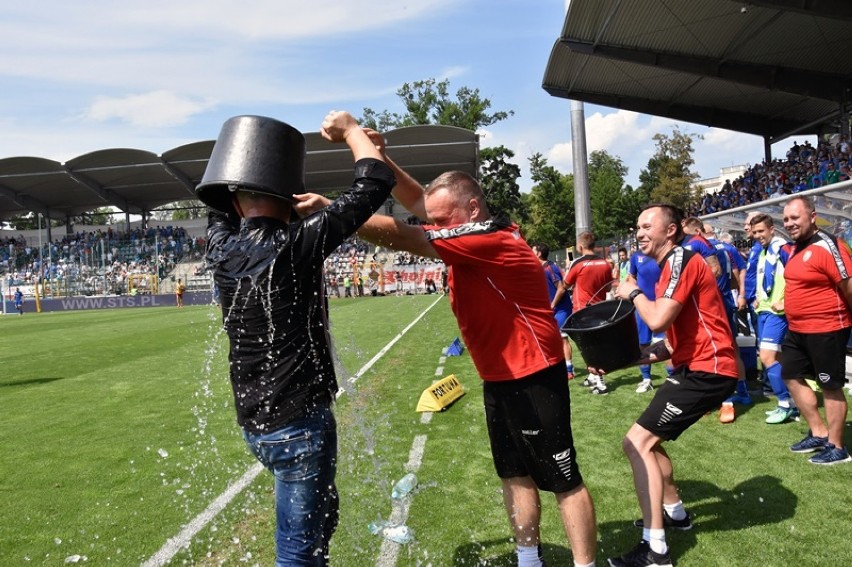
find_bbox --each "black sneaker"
[591,384,609,395]
[607,540,673,567]
[790,432,829,453]
[633,510,693,531]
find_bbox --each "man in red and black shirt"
[781,196,852,465]
[592,204,738,567]
[296,144,599,567]
[564,231,614,394]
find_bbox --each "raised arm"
[357,214,440,260]
[365,129,428,221]
[322,112,384,163]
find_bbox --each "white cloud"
[84,91,217,128]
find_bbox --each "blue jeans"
[243,405,339,566]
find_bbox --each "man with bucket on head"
[295,145,599,567]
[589,203,739,567]
[564,231,614,395]
[200,111,395,566]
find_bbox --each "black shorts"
[636,368,737,441]
[781,328,851,390]
[483,363,583,493]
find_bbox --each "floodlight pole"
[101,237,107,295]
[571,100,592,238]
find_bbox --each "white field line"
[143,296,444,566]
[376,434,428,567]
[340,295,445,395]
[140,462,264,567]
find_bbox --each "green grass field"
[1,297,850,566]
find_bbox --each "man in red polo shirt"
[564,231,614,394]
[296,146,599,567]
[781,196,852,465]
[590,203,738,567]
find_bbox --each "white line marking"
[338,295,444,396]
[141,462,265,567]
[376,435,428,567]
[143,297,443,566]
[434,366,444,376]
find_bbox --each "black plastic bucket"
[196,115,306,213]
[561,299,641,372]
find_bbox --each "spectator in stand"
[564,232,615,395]
[533,243,576,381]
[781,196,852,465]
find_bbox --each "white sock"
[778,399,791,409]
[664,500,687,521]
[516,545,542,567]
[648,528,667,554]
[574,561,596,567]
[642,528,651,542]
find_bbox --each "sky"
[0,0,810,195]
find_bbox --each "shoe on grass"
[789,432,828,453]
[607,540,672,567]
[808,444,851,465]
[567,370,575,381]
[765,406,799,424]
[728,393,753,405]
[719,402,735,424]
[581,377,593,387]
[591,384,609,395]
[635,381,653,394]
[633,509,693,531]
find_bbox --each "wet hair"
[641,203,684,241]
[749,213,774,228]
[577,231,596,250]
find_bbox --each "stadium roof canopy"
[0,125,478,222]
[543,0,852,142]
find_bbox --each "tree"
[479,146,525,222]
[522,153,575,248]
[151,200,206,221]
[587,150,631,239]
[647,127,703,210]
[360,78,522,219]
[360,78,513,131]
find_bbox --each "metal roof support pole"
[571,100,592,238]
[764,137,772,165]
[841,92,849,139]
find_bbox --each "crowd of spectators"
[2,225,205,294]
[691,138,851,217]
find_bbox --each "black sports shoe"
[633,510,693,531]
[608,540,673,567]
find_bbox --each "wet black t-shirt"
[205,159,394,432]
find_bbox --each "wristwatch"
[628,289,643,303]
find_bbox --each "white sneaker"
[635,381,653,393]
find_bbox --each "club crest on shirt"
[818,372,830,383]
[803,250,812,262]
